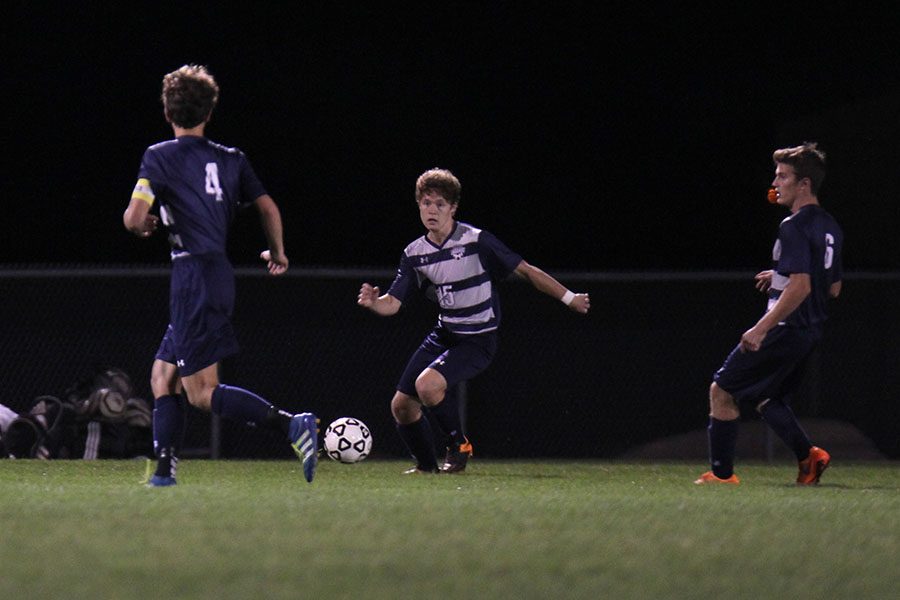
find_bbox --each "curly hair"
[161,64,219,128]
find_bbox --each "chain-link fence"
[1,267,897,459]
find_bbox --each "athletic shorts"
[396,326,498,397]
[713,325,819,403]
[155,254,239,376]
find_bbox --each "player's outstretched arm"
[255,195,288,275]
[513,260,590,314]
[357,283,401,316]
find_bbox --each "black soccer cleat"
[440,440,473,473]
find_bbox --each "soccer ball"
[323,417,372,463]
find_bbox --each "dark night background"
[3,2,898,272]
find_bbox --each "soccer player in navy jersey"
[695,143,843,486]
[123,65,318,486]
[357,168,590,474]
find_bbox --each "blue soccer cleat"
[289,412,319,483]
[148,474,177,487]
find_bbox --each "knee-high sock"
[211,384,272,424]
[153,394,186,455]
[396,416,438,470]
[760,399,813,461]
[153,394,186,478]
[708,417,739,479]
[453,385,468,438]
[426,392,466,447]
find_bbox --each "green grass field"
[1,459,897,599]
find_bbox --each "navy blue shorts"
[155,254,239,376]
[714,325,819,403]
[396,327,498,397]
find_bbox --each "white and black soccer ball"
[323,417,372,463]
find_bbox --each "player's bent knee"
[391,393,421,424]
[709,383,739,420]
[415,387,440,407]
[183,386,214,411]
[186,394,210,411]
[414,373,446,407]
[150,360,179,397]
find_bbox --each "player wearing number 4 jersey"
[123,65,317,486]
[696,142,843,487]
[358,168,590,474]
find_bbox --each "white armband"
[561,290,576,305]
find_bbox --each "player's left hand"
[569,293,590,314]
[754,270,773,293]
[739,326,766,352]
[260,249,289,275]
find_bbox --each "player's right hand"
[740,325,766,352]
[139,214,159,238]
[357,283,380,308]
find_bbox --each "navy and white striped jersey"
[767,204,843,331]
[387,222,523,335]
[132,136,266,259]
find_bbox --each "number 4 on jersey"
[205,162,224,202]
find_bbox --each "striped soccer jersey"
[387,221,522,335]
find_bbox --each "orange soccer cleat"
[797,446,830,485]
[694,471,741,485]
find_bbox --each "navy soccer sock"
[396,416,439,471]
[211,384,291,435]
[759,399,813,461]
[426,393,467,447]
[708,417,739,479]
[153,394,186,478]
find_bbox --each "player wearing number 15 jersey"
[123,65,317,486]
[696,142,843,486]
[357,168,591,474]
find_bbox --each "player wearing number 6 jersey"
[696,142,843,486]
[123,65,317,486]
[358,168,590,474]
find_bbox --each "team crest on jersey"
[451,247,466,260]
